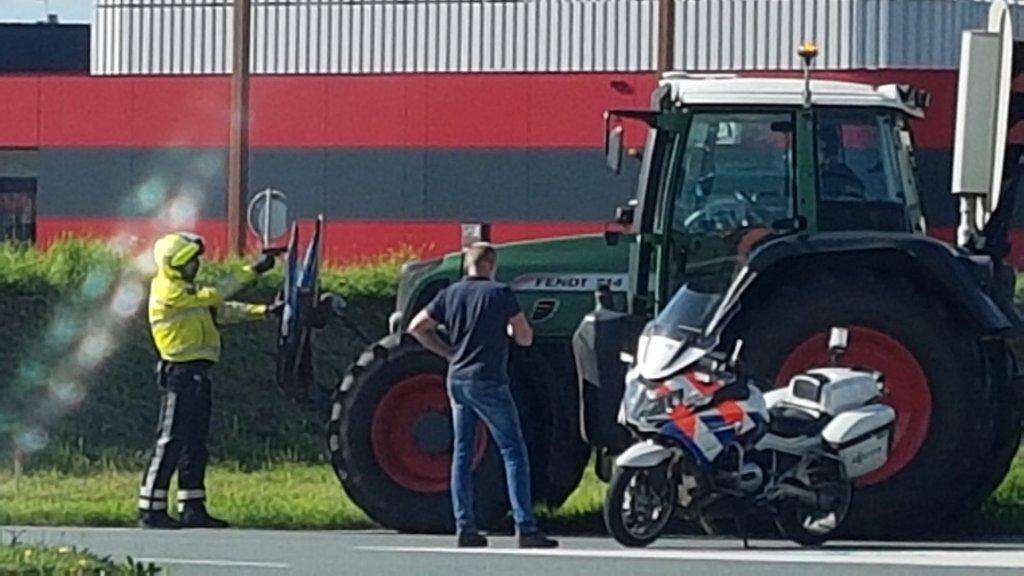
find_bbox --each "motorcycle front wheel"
[604,464,677,548]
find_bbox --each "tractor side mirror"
[615,199,637,226]
[605,124,624,174]
[828,327,849,363]
[603,228,622,246]
[247,188,291,252]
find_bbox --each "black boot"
[518,530,559,549]
[138,510,180,530]
[179,502,230,529]
[456,531,489,548]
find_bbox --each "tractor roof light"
[799,41,818,108]
[798,41,819,60]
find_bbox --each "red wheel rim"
[371,374,488,493]
[777,326,931,486]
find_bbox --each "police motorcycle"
[604,284,896,547]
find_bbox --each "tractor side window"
[665,111,795,296]
[816,109,911,232]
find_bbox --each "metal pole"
[657,0,675,73]
[228,0,252,255]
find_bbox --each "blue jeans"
[448,378,537,535]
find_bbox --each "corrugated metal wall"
[93,0,1024,75]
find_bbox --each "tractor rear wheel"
[329,336,587,533]
[738,272,1002,533]
[965,343,1022,509]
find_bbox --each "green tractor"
[330,23,1024,534]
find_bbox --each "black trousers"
[138,362,213,514]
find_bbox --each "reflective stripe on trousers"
[138,365,213,512]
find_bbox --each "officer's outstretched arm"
[218,301,269,325]
[160,266,259,310]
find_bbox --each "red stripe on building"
[0,71,955,149]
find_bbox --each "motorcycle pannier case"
[820,404,896,478]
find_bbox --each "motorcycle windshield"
[650,285,723,340]
[636,285,724,381]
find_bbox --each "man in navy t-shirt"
[408,243,558,549]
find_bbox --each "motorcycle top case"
[821,403,896,478]
[781,367,882,416]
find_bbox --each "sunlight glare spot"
[14,428,48,454]
[46,318,78,348]
[81,268,114,300]
[110,280,145,319]
[49,380,85,407]
[165,195,199,228]
[74,333,114,370]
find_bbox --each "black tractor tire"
[329,336,507,533]
[509,346,592,507]
[329,336,588,533]
[737,272,996,534]
[965,344,1023,508]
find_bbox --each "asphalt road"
[5,527,1024,575]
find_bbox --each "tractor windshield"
[662,110,797,299]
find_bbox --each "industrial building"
[1,0,1022,260]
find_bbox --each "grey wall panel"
[35,148,636,222]
[423,150,531,220]
[38,150,133,218]
[322,149,426,220]
[526,148,638,220]
[35,148,968,226]
[39,149,226,218]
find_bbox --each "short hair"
[464,242,497,270]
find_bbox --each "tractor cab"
[605,75,931,313]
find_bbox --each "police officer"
[138,232,276,529]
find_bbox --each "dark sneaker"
[457,532,489,548]
[518,531,559,549]
[138,511,180,530]
[179,504,230,529]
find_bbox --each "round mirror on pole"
[247,188,291,250]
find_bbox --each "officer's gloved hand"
[266,300,285,317]
[252,253,276,275]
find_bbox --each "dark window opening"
[0,150,38,243]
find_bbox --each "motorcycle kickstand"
[735,516,750,550]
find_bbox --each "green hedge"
[0,239,404,470]
[0,541,160,575]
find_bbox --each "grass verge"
[0,463,370,530]
[2,456,1023,533]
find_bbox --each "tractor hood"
[392,233,631,334]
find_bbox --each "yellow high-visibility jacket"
[148,263,267,363]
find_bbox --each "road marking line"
[358,546,1024,569]
[136,557,289,569]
